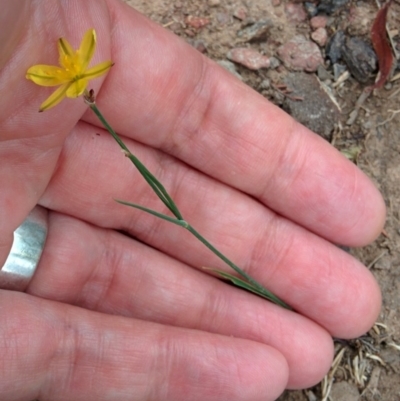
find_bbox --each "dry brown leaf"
[369,0,394,90]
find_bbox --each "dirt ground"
[124,0,400,399]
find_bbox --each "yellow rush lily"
[26,28,113,111]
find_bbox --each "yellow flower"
[26,28,113,112]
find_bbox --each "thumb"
[0,0,112,264]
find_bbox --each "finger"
[40,121,381,339]
[0,0,111,260]
[0,291,288,401]
[28,212,334,389]
[82,2,385,247]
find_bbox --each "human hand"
[0,1,385,400]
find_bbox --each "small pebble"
[237,20,272,42]
[186,16,210,29]
[317,64,333,81]
[227,47,271,70]
[311,27,328,47]
[233,6,248,21]
[310,16,327,30]
[269,56,280,69]
[277,35,324,72]
[184,29,196,37]
[259,78,271,89]
[285,3,307,22]
[208,0,220,6]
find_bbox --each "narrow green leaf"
[203,267,291,309]
[115,199,186,227]
[89,103,183,219]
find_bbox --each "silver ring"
[0,206,48,291]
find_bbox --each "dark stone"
[317,0,349,15]
[342,36,377,83]
[283,72,341,140]
[326,30,345,63]
[237,20,273,42]
[317,64,333,81]
[333,63,347,80]
[304,2,318,17]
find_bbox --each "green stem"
[185,225,290,309]
[88,100,183,220]
[86,93,290,310]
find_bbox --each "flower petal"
[58,37,75,68]
[58,37,74,57]
[39,83,70,112]
[83,61,114,80]
[26,65,71,86]
[78,28,96,71]
[66,79,88,98]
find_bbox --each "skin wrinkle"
[86,230,122,312]
[342,167,368,238]
[296,138,370,240]
[88,237,126,313]
[163,53,211,156]
[169,66,284,196]
[151,329,179,401]
[53,310,112,399]
[306,163,352,227]
[256,119,303,202]
[0,26,36,130]
[197,279,231,332]
[2,297,57,399]
[0,0,29,70]
[245,212,295,287]
[45,317,79,398]
[168,64,238,176]
[204,81,265,180]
